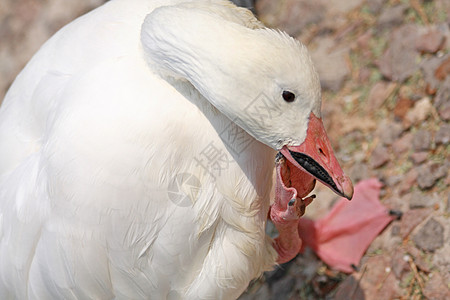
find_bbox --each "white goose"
[0,0,353,299]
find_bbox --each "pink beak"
[280,112,354,200]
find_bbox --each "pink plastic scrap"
[298,178,395,273]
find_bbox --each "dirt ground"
[1,1,449,299]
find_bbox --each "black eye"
[282,91,296,102]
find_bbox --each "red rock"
[393,97,413,120]
[421,54,449,94]
[434,55,450,81]
[399,208,432,239]
[376,24,420,82]
[416,28,445,53]
[410,152,428,164]
[399,168,418,195]
[417,162,448,190]
[371,145,390,168]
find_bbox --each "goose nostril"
[319,148,325,156]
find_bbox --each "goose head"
[141,2,353,199]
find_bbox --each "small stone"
[376,120,403,146]
[393,97,413,120]
[400,208,432,239]
[280,1,325,36]
[391,250,410,279]
[409,190,438,209]
[412,130,432,152]
[403,97,433,128]
[417,168,437,190]
[413,218,444,252]
[377,24,419,82]
[371,145,390,168]
[270,276,295,299]
[416,27,445,53]
[423,272,450,300]
[366,82,397,113]
[334,275,365,300]
[410,152,428,165]
[420,54,449,94]
[256,0,325,36]
[434,55,450,81]
[376,4,407,29]
[392,133,413,155]
[311,37,350,92]
[399,168,418,195]
[435,123,450,145]
[359,256,401,299]
[417,162,448,190]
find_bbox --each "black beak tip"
[288,150,342,197]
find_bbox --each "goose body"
[0,1,352,299]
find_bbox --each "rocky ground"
[241,1,450,299]
[1,0,449,299]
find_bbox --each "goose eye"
[282,91,295,103]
